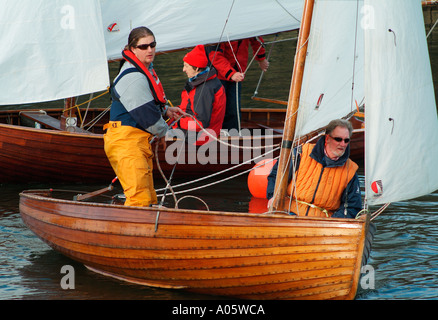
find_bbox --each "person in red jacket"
[175,45,226,145]
[205,38,269,132]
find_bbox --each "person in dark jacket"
[175,45,226,145]
[266,119,362,218]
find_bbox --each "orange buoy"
[247,158,277,198]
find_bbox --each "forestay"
[100,0,304,60]
[0,0,109,105]
[364,0,438,205]
[295,0,364,137]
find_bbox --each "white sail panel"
[0,0,109,105]
[365,0,438,205]
[100,0,304,60]
[295,0,364,137]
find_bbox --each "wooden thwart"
[20,111,89,133]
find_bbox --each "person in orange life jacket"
[104,26,184,207]
[204,38,269,131]
[174,45,226,145]
[266,119,362,218]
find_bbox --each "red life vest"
[122,49,167,106]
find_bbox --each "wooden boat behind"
[19,188,370,300]
[0,107,286,183]
[0,107,364,183]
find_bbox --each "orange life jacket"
[286,143,358,217]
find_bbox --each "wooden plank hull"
[0,123,114,183]
[19,189,369,300]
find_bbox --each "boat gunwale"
[0,122,102,137]
[19,189,368,226]
[0,122,283,141]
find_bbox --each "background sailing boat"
[0,0,304,183]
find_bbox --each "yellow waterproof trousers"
[104,122,157,207]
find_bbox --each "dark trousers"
[221,80,242,131]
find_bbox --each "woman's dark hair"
[118,26,155,71]
[125,26,155,50]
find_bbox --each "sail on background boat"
[1,0,304,106]
[100,0,304,59]
[0,0,109,105]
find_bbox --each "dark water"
[2,9,438,301]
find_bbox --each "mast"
[60,97,77,132]
[270,0,315,212]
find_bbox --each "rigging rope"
[62,88,110,129]
[153,112,280,207]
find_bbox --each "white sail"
[295,0,364,137]
[0,0,109,105]
[365,0,438,205]
[100,0,304,60]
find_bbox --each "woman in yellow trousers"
[104,26,183,207]
[104,124,157,206]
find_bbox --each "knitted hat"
[183,45,208,68]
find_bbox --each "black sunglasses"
[329,135,350,143]
[135,41,157,50]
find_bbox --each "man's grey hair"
[325,119,353,137]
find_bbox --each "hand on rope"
[150,109,186,150]
[231,72,245,82]
[165,106,185,120]
[258,59,270,72]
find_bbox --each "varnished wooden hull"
[0,123,114,183]
[19,189,369,300]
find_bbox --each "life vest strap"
[295,199,329,217]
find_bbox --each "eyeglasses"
[329,135,350,143]
[135,41,156,50]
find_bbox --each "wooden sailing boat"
[18,0,377,300]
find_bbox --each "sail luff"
[270,0,315,212]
